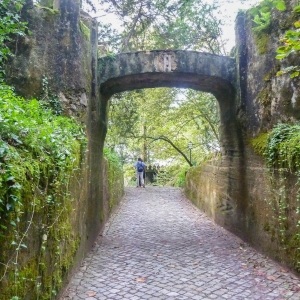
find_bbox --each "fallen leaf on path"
[267,276,276,281]
[86,291,97,296]
[135,277,146,283]
[280,269,288,273]
[255,271,266,276]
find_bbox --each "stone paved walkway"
[62,187,300,300]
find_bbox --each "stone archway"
[97,49,245,232]
[98,50,241,155]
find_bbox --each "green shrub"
[264,123,300,171]
[0,83,86,299]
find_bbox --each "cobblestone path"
[62,187,300,300]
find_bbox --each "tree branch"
[147,135,193,166]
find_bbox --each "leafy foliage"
[249,0,285,33]
[264,123,300,171]
[104,147,122,169]
[106,87,220,183]
[251,123,300,172]
[0,83,86,216]
[0,0,27,69]
[98,0,226,54]
[248,0,285,55]
[276,6,300,78]
[0,83,87,299]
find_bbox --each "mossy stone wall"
[185,147,300,272]
[235,1,300,136]
[185,0,300,273]
[1,0,124,298]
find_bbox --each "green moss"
[38,0,54,7]
[263,72,272,81]
[249,133,268,156]
[257,88,271,106]
[36,4,59,15]
[100,210,104,222]
[79,20,90,41]
[0,257,40,300]
[104,148,124,213]
[253,31,269,55]
[0,83,86,299]
[279,12,298,30]
[263,222,270,231]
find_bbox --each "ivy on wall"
[0,83,87,299]
[251,123,300,270]
[276,6,300,77]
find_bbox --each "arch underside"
[100,72,234,101]
[100,71,236,128]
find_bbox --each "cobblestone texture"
[61,187,300,300]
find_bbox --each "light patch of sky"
[85,0,259,53]
[217,0,260,51]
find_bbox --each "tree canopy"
[106,88,220,168]
[97,0,226,53]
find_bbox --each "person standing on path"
[134,158,146,188]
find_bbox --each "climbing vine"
[39,76,63,115]
[251,123,300,269]
[0,83,87,299]
[276,6,300,77]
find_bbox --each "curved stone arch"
[98,50,241,154]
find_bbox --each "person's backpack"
[137,162,144,172]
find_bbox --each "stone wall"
[236,0,300,136]
[6,0,91,119]
[0,0,124,298]
[185,0,300,273]
[185,148,300,272]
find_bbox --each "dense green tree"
[106,88,220,167]
[97,0,225,54]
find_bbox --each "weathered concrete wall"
[1,0,124,298]
[185,0,300,273]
